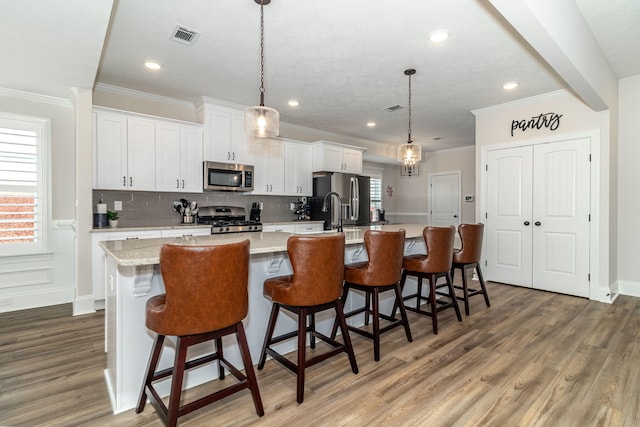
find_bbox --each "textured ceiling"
[1,0,639,157]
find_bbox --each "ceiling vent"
[170,25,200,46]
[384,104,404,112]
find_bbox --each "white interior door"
[485,138,591,297]
[429,172,461,227]
[532,139,590,297]
[486,147,533,287]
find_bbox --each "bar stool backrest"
[285,233,345,306]
[422,226,456,273]
[359,229,406,286]
[454,223,484,264]
[148,240,250,336]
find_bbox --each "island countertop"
[99,224,429,267]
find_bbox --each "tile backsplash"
[93,190,303,228]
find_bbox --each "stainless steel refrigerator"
[310,172,370,230]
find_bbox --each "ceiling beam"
[488,0,617,111]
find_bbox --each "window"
[370,177,382,212]
[0,114,49,256]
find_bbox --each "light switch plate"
[114,201,123,211]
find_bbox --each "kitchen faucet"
[321,192,343,232]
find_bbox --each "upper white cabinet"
[94,111,156,191]
[196,101,253,165]
[311,141,365,174]
[155,122,203,193]
[284,139,312,196]
[252,138,284,195]
[94,108,203,192]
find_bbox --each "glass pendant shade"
[397,143,421,165]
[244,105,279,138]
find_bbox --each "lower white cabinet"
[160,227,212,238]
[262,224,295,233]
[262,222,324,233]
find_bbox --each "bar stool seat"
[136,241,263,426]
[398,226,462,334]
[450,223,491,315]
[258,233,358,404]
[332,229,412,361]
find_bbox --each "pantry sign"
[511,112,562,137]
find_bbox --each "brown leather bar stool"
[257,233,358,404]
[450,223,491,315]
[398,226,462,334]
[332,229,412,361]
[136,241,264,426]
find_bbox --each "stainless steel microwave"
[203,161,254,192]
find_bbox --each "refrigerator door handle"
[350,177,359,220]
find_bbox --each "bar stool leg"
[476,265,491,307]
[372,287,381,361]
[136,334,165,413]
[460,265,471,316]
[335,299,359,374]
[309,313,316,349]
[447,272,463,321]
[167,337,189,427]
[393,282,413,343]
[258,303,280,370]
[296,307,308,403]
[428,274,438,334]
[236,322,265,416]
[216,337,225,379]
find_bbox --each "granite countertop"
[90,224,212,233]
[100,224,428,267]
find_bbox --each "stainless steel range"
[197,206,263,234]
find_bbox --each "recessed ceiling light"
[503,81,518,90]
[144,61,162,70]
[429,29,449,43]
[288,100,299,107]
[366,122,376,127]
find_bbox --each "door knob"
[524,221,530,226]
[534,221,542,226]
[453,215,458,218]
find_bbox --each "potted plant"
[107,210,119,228]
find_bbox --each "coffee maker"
[250,202,262,222]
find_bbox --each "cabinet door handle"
[227,152,231,160]
[176,179,180,189]
[269,184,272,192]
[182,179,185,188]
[524,221,530,226]
[266,184,269,192]
[535,221,542,226]
[130,177,133,186]
[123,176,126,186]
[232,152,236,161]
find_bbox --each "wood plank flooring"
[1,282,639,426]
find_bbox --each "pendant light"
[245,0,279,138]
[397,69,421,175]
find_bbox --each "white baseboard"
[618,280,640,298]
[0,288,73,313]
[73,294,97,315]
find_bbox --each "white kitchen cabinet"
[293,222,323,233]
[284,139,312,196]
[95,111,157,191]
[155,122,203,193]
[91,229,162,305]
[197,103,253,165]
[311,141,364,174]
[252,138,284,195]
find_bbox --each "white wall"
[617,75,640,297]
[473,90,613,302]
[0,90,77,312]
[385,145,476,225]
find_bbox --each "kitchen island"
[100,224,429,413]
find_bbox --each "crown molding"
[471,89,571,115]
[94,83,196,109]
[0,87,72,108]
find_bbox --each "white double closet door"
[485,137,591,298]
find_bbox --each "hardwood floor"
[1,282,639,426]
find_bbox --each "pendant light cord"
[407,71,412,144]
[259,0,266,106]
